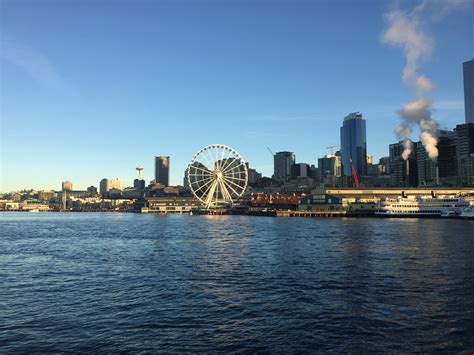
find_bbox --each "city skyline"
[1,0,472,191]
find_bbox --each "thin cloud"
[1,35,77,97]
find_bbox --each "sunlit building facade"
[100,178,124,196]
[62,181,73,191]
[340,112,367,177]
[317,155,341,179]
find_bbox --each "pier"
[276,210,347,217]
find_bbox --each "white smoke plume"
[420,131,439,160]
[380,1,468,161]
[402,139,413,160]
[381,1,438,160]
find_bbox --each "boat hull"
[375,212,442,218]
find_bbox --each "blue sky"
[1,0,472,191]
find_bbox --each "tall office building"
[456,123,474,186]
[414,130,459,187]
[464,59,474,124]
[273,151,295,181]
[340,112,367,177]
[61,181,73,191]
[155,156,170,186]
[416,142,437,186]
[317,155,341,179]
[389,142,418,187]
[290,163,311,179]
[437,130,458,186]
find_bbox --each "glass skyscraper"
[340,112,367,177]
[464,59,474,124]
[273,151,295,181]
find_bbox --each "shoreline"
[1,210,473,220]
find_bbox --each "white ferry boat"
[375,195,469,217]
[460,206,474,220]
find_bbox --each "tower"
[340,112,367,177]
[273,151,295,181]
[155,156,170,186]
[134,165,145,192]
[136,165,144,179]
[464,59,474,124]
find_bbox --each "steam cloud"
[381,4,440,161]
[382,0,470,160]
[401,139,413,160]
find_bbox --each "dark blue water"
[1,213,473,352]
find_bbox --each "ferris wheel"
[187,144,248,209]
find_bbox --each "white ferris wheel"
[187,144,248,209]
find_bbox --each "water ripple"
[0,213,473,352]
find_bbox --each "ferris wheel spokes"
[187,144,248,209]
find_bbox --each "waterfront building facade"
[145,196,200,213]
[340,112,367,177]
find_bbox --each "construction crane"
[326,145,340,155]
[267,147,274,157]
[350,158,360,188]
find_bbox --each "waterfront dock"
[276,210,347,217]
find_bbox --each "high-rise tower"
[273,151,295,181]
[340,112,367,177]
[464,59,474,124]
[155,156,170,186]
